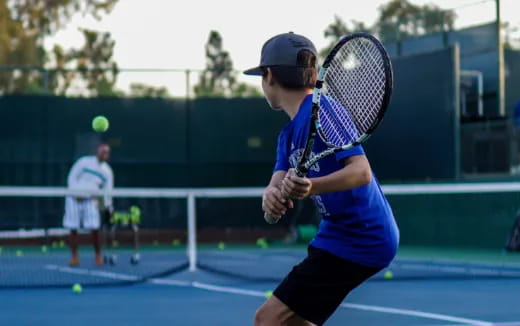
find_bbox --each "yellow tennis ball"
[72,283,82,293]
[383,270,393,280]
[92,116,109,133]
[16,250,23,257]
[217,242,225,250]
[41,245,48,253]
[264,290,273,299]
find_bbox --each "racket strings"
[318,38,387,147]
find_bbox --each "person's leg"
[84,198,103,265]
[64,197,81,266]
[91,229,104,265]
[68,229,80,266]
[254,295,316,326]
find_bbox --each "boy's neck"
[281,89,313,120]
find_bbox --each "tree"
[194,30,261,98]
[375,0,455,43]
[129,83,169,98]
[320,16,371,58]
[0,0,118,95]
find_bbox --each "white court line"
[155,280,494,326]
[340,303,493,326]
[44,265,496,326]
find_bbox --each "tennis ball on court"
[72,283,82,294]
[59,240,65,248]
[383,270,393,280]
[41,245,48,253]
[217,242,225,250]
[256,238,269,249]
[264,290,273,299]
[92,115,109,133]
[16,250,23,257]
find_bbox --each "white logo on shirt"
[289,145,320,173]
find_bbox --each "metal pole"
[497,0,505,116]
[187,192,197,272]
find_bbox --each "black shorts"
[273,245,381,325]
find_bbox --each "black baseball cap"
[243,32,317,76]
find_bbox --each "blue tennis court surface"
[2,264,520,325]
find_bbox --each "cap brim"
[243,67,263,76]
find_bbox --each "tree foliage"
[0,0,118,95]
[194,30,261,98]
[320,16,371,58]
[375,0,455,43]
[129,83,169,98]
[49,29,119,96]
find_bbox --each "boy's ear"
[264,67,276,86]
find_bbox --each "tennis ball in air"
[383,270,394,280]
[217,242,225,250]
[72,283,82,294]
[264,290,273,299]
[92,116,109,133]
[15,250,23,257]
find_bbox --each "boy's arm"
[282,154,372,199]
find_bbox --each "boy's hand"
[262,185,294,218]
[281,168,312,199]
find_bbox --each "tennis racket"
[265,32,393,224]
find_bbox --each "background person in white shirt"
[63,144,113,266]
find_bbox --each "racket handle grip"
[264,212,281,224]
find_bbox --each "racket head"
[314,32,393,149]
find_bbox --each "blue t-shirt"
[274,94,399,268]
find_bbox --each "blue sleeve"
[273,131,289,172]
[334,144,365,162]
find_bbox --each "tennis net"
[1,183,520,288]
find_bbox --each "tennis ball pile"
[72,283,82,294]
[92,115,109,132]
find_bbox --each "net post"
[187,191,197,272]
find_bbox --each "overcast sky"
[44,0,519,96]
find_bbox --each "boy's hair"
[262,49,317,90]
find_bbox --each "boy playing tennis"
[244,32,399,326]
